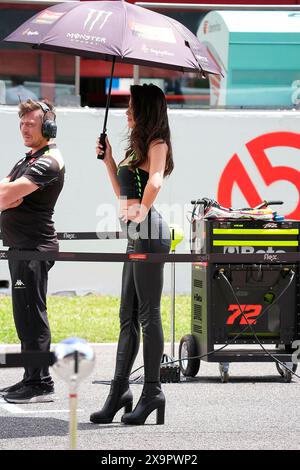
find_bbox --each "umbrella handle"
[97,132,107,160]
[97,58,116,161]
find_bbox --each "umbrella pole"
[98,57,116,159]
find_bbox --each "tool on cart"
[193,198,284,221]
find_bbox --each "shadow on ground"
[0,417,123,439]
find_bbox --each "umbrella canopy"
[4,0,220,75]
[4,0,221,155]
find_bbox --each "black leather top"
[117,165,149,199]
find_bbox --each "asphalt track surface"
[0,344,299,451]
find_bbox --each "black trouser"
[115,207,171,383]
[8,250,54,386]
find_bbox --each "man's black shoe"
[0,380,24,397]
[4,384,55,404]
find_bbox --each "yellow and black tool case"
[193,219,299,255]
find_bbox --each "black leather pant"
[115,207,171,382]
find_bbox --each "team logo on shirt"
[31,167,43,176]
[17,158,26,166]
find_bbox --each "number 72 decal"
[226,304,263,325]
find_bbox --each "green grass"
[0,295,191,344]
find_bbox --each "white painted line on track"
[15,409,84,414]
[0,398,84,414]
[0,401,24,414]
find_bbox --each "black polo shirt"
[0,144,65,250]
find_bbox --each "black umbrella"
[5,0,221,155]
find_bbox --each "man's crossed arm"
[0,177,39,211]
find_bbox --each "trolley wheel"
[219,363,230,383]
[276,362,297,382]
[220,372,229,383]
[179,334,200,377]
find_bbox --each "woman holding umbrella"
[90,83,173,426]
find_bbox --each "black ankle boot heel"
[90,379,133,424]
[124,401,133,413]
[121,400,164,425]
[156,403,165,425]
[121,382,165,426]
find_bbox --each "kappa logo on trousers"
[14,280,26,289]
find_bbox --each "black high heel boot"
[90,379,133,424]
[121,382,165,426]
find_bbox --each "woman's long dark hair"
[125,83,174,177]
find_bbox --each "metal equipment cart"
[179,204,300,383]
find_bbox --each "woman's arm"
[141,142,167,211]
[104,158,120,198]
[97,137,120,199]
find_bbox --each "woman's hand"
[120,203,148,224]
[96,136,113,162]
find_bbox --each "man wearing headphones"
[0,99,65,403]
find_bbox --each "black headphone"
[37,101,57,139]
